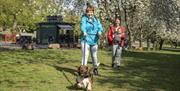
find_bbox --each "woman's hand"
[97,32,102,38]
[83,32,87,36]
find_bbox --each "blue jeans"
[81,42,99,68]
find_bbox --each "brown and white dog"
[76,65,93,91]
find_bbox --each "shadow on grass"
[162,48,180,52]
[0,47,39,53]
[52,65,85,91]
[53,65,77,76]
[0,47,28,52]
[100,63,111,68]
[52,64,95,91]
[98,51,180,91]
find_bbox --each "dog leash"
[83,36,86,65]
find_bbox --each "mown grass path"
[0,48,180,91]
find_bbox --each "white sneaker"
[97,62,100,67]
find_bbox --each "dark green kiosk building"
[37,16,75,47]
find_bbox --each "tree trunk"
[159,39,164,50]
[139,28,143,48]
[153,41,158,51]
[152,41,155,50]
[128,30,133,49]
[121,1,133,49]
[12,14,17,33]
[155,42,159,50]
[174,41,178,49]
[2,23,6,31]
[147,37,151,51]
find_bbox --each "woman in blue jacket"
[80,5,104,76]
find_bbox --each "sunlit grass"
[0,48,180,91]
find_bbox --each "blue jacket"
[80,14,104,45]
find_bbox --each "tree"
[0,0,59,33]
[149,0,180,50]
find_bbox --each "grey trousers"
[112,45,122,67]
[81,42,99,68]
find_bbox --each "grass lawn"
[0,48,180,91]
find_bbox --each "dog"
[76,65,93,91]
